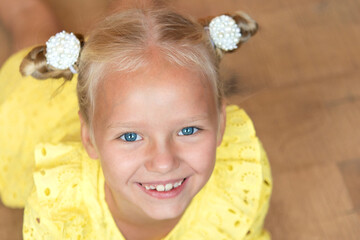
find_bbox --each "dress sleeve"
[0,48,80,208]
[23,187,63,240]
[22,143,89,240]
[244,143,272,240]
[212,105,273,239]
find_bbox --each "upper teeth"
[143,179,184,192]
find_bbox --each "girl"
[0,6,272,240]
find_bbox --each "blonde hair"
[20,8,258,128]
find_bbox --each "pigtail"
[199,11,258,59]
[19,33,85,81]
[232,11,258,43]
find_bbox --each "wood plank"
[45,0,109,33]
[338,158,360,211]
[265,162,360,240]
[229,71,360,174]
[0,23,11,67]
[0,202,22,240]
[220,0,360,90]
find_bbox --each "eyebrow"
[106,114,210,129]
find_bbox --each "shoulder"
[31,142,87,205]
[0,47,79,148]
[0,47,80,207]
[217,105,266,171]
[23,142,103,239]
[0,48,32,104]
[215,106,272,238]
[215,105,272,238]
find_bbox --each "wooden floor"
[1,0,360,239]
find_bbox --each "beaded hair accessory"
[45,31,81,74]
[208,15,241,51]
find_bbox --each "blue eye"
[120,132,142,142]
[178,127,199,136]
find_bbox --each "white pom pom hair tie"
[208,15,242,51]
[45,31,81,74]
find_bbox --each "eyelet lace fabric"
[0,49,272,240]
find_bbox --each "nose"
[145,140,180,173]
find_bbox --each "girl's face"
[81,60,226,222]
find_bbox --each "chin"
[143,200,189,221]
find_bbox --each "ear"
[216,102,227,146]
[79,111,99,159]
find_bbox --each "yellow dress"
[0,49,272,240]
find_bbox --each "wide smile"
[137,178,188,199]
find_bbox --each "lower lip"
[138,178,188,199]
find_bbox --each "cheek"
[98,142,143,185]
[179,137,217,175]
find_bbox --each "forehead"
[93,60,217,126]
